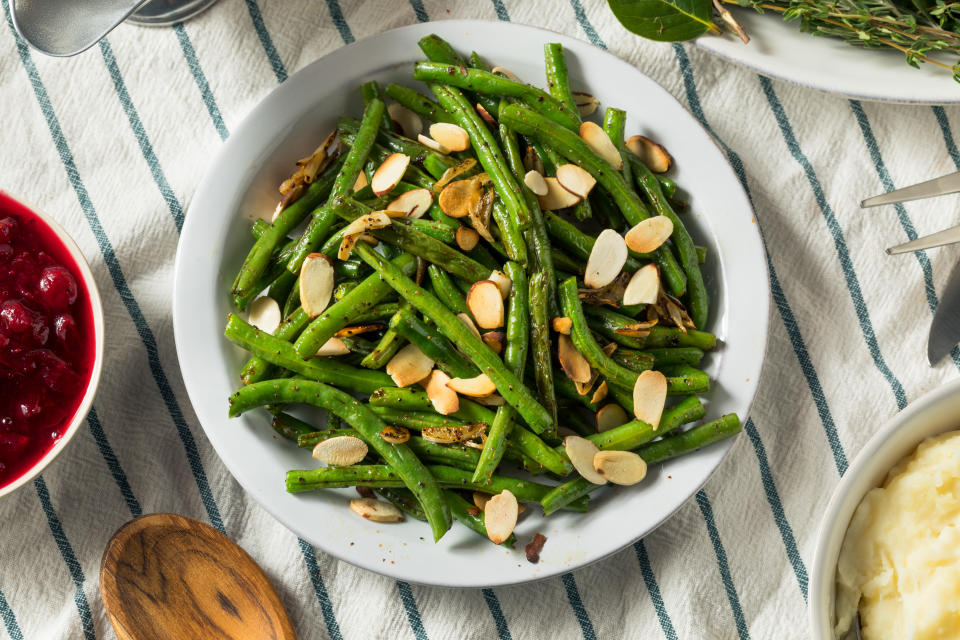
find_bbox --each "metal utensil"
[862,169,960,255]
[11,0,219,57]
[928,259,960,364]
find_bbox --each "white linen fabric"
[2,1,959,638]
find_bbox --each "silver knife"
[862,170,960,208]
[929,259,960,364]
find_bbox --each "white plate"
[696,8,960,104]
[172,20,769,588]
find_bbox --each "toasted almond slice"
[312,435,368,466]
[596,403,629,432]
[426,369,459,415]
[388,103,423,138]
[623,264,660,306]
[573,91,599,118]
[457,312,482,339]
[299,253,335,317]
[584,229,628,289]
[334,323,385,337]
[473,393,506,407]
[439,178,482,218]
[353,171,369,193]
[418,133,450,154]
[248,296,281,334]
[337,235,358,261]
[429,122,471,152]
[350,497,404,523]
[387,188,434,219]
[386,343,435,387]
[433,158,476,192]
[484,490,519,544]
[447,374,497,397]
[537,177,582,211]
[421,422,485,444]
[466,280,505,329]
[590,380,609,405]
[456,226,480,251]
[371,153,410,196]
[626,135,673,173]
[490,66,521,81]
[473,491,491,511]
[593,450,647,485]
[337,212,392,260]
[316,337,350,357]
[558,333,591,383]
[580,121,622,169]
[625,216,674,254]
[564,436,607,485]
[482,331,504,355]
[524,170,549,196]
[601,342,618,357]
[476,103,496,127]
[633,370,667,428]
[523,145,543,174]
[575,368,599,396]
[380,425,410,444]
[556,164,597,198]
[557,426,578,439]
[488,270,512,299]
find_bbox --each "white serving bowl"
[0,191,105,498]
[809,377,960,638]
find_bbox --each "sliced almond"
[537,177,582,211]
[447,374,497,397]
[556,164,597,198]
[590,380,609,405]
[573,91,599,118]
[580,121,622,169]
[299,253,335,317]
[625,217,674,254]
[633,370,667,428]
[552,317,572,335]
[386,343,435,387]
[425,369,459,415]
[623,264,660,306]
[429,122,471,152]
[584,229,628,289]
[476,103,496,127]
[524,170,549,196]
[433,158,476,192]
[468,189,496,244]
[371,153,410,196]
[490,66,521,81]
[596,403,629,432]
[456,226,480,251]
[564,436,607,485]
[353,171,369,193]
[248,296,281,334]
[593,450,647,485]
[575,369,599,396]
[421,422,485,444]
[337,212,392,260]
[601,342,618,357]
[388,103,423,138]
[457,313,482,339]
[558,333,591,383]
[387,188,434,219]
[316,337,350,357]
[418,133,450,154]
[482,331,504,355]
[312,435,368,466]
[334,323,386,337]
[439,178,482,218]
[488,270,512,299]
[473,492,491,511]
[349,497,404,523]
[626,135,673,173]
[466,280,505,329]
[473,393,506,407]
[523,145,543,174]
[380,425,411,444]
[484,490,519,544]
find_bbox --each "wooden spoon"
[100,513,296,640]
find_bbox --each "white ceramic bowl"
[0,191,105,498]
[809,377,960,638]
[172,20,769,587]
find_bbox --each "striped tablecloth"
[2,0,959,638]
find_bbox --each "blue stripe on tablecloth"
[242,0,287,82]
[482,589,513,640]
[0,587,23,640]
[568,0,604,48]
[409,0,429,22]
[696,491,750,640]
[86,407,142,518]
[490,0,510,21]
[1,0,226,533]
[633,541,678,640]
[760,76,907,411]
[98,38,185,232]
[325,0,355,45]
[172,23,229,141]
[933,106,960,167]
[297,539,344,640]
[33,477,95,640]
[743,419,808,600]
[397,581,429,640]
[850,100,960,370]
[561,573,597,639]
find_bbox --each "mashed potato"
[835,430,960,639]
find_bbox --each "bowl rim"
[0,190,105,498]
[807,376,960,638]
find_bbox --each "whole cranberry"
[16,389,42,419]
[37,266,77,311]
[53,313,77,345]
[0,217,17,244]
[0,300,33,333]
[34,349,79,393]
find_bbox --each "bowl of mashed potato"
[809,378,960,640]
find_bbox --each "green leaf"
[608,0,717,42]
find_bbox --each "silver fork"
[861,170,960,253]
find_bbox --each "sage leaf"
[608,0,718,42]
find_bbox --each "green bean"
[230,379,451,540]
[360,326,406,370]
[378,488,428,521]
[528,271,558,424]
[360,142,437,190]
[271,411,318,441]
[240,308,310,385]
[445,490,516,547]
[339,336,377,356]
[553,373,600,412]
[696,245,707,264]
[389,307,479,378]
[428,264,468,313]
[385,82,454,123]
[338,117,456,171]
[334,259,364,280]
[293,253,416,358]
[660,365,711,396]
[369,406,473,431]
[283,275,302,318]
[333,281,358,301]
[643,326,717,350]
[587,395,705,451]
[644,347,705,367]
[417,34,468,66]
[251,219,269,239]
[466,242,500,271]
[550,247,584,275]
[355,243,554,434]
[298,428,482,472]
[603,107,634,189]
[296,428,357,448]
[611,349,655,374]
[360,80,394,130]
[544,43,580,117]
[543,211,644,271]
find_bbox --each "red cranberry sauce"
[0,193,94,489]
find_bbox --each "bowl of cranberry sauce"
[0,191,103,497]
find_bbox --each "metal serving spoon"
[11,0,219,57]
